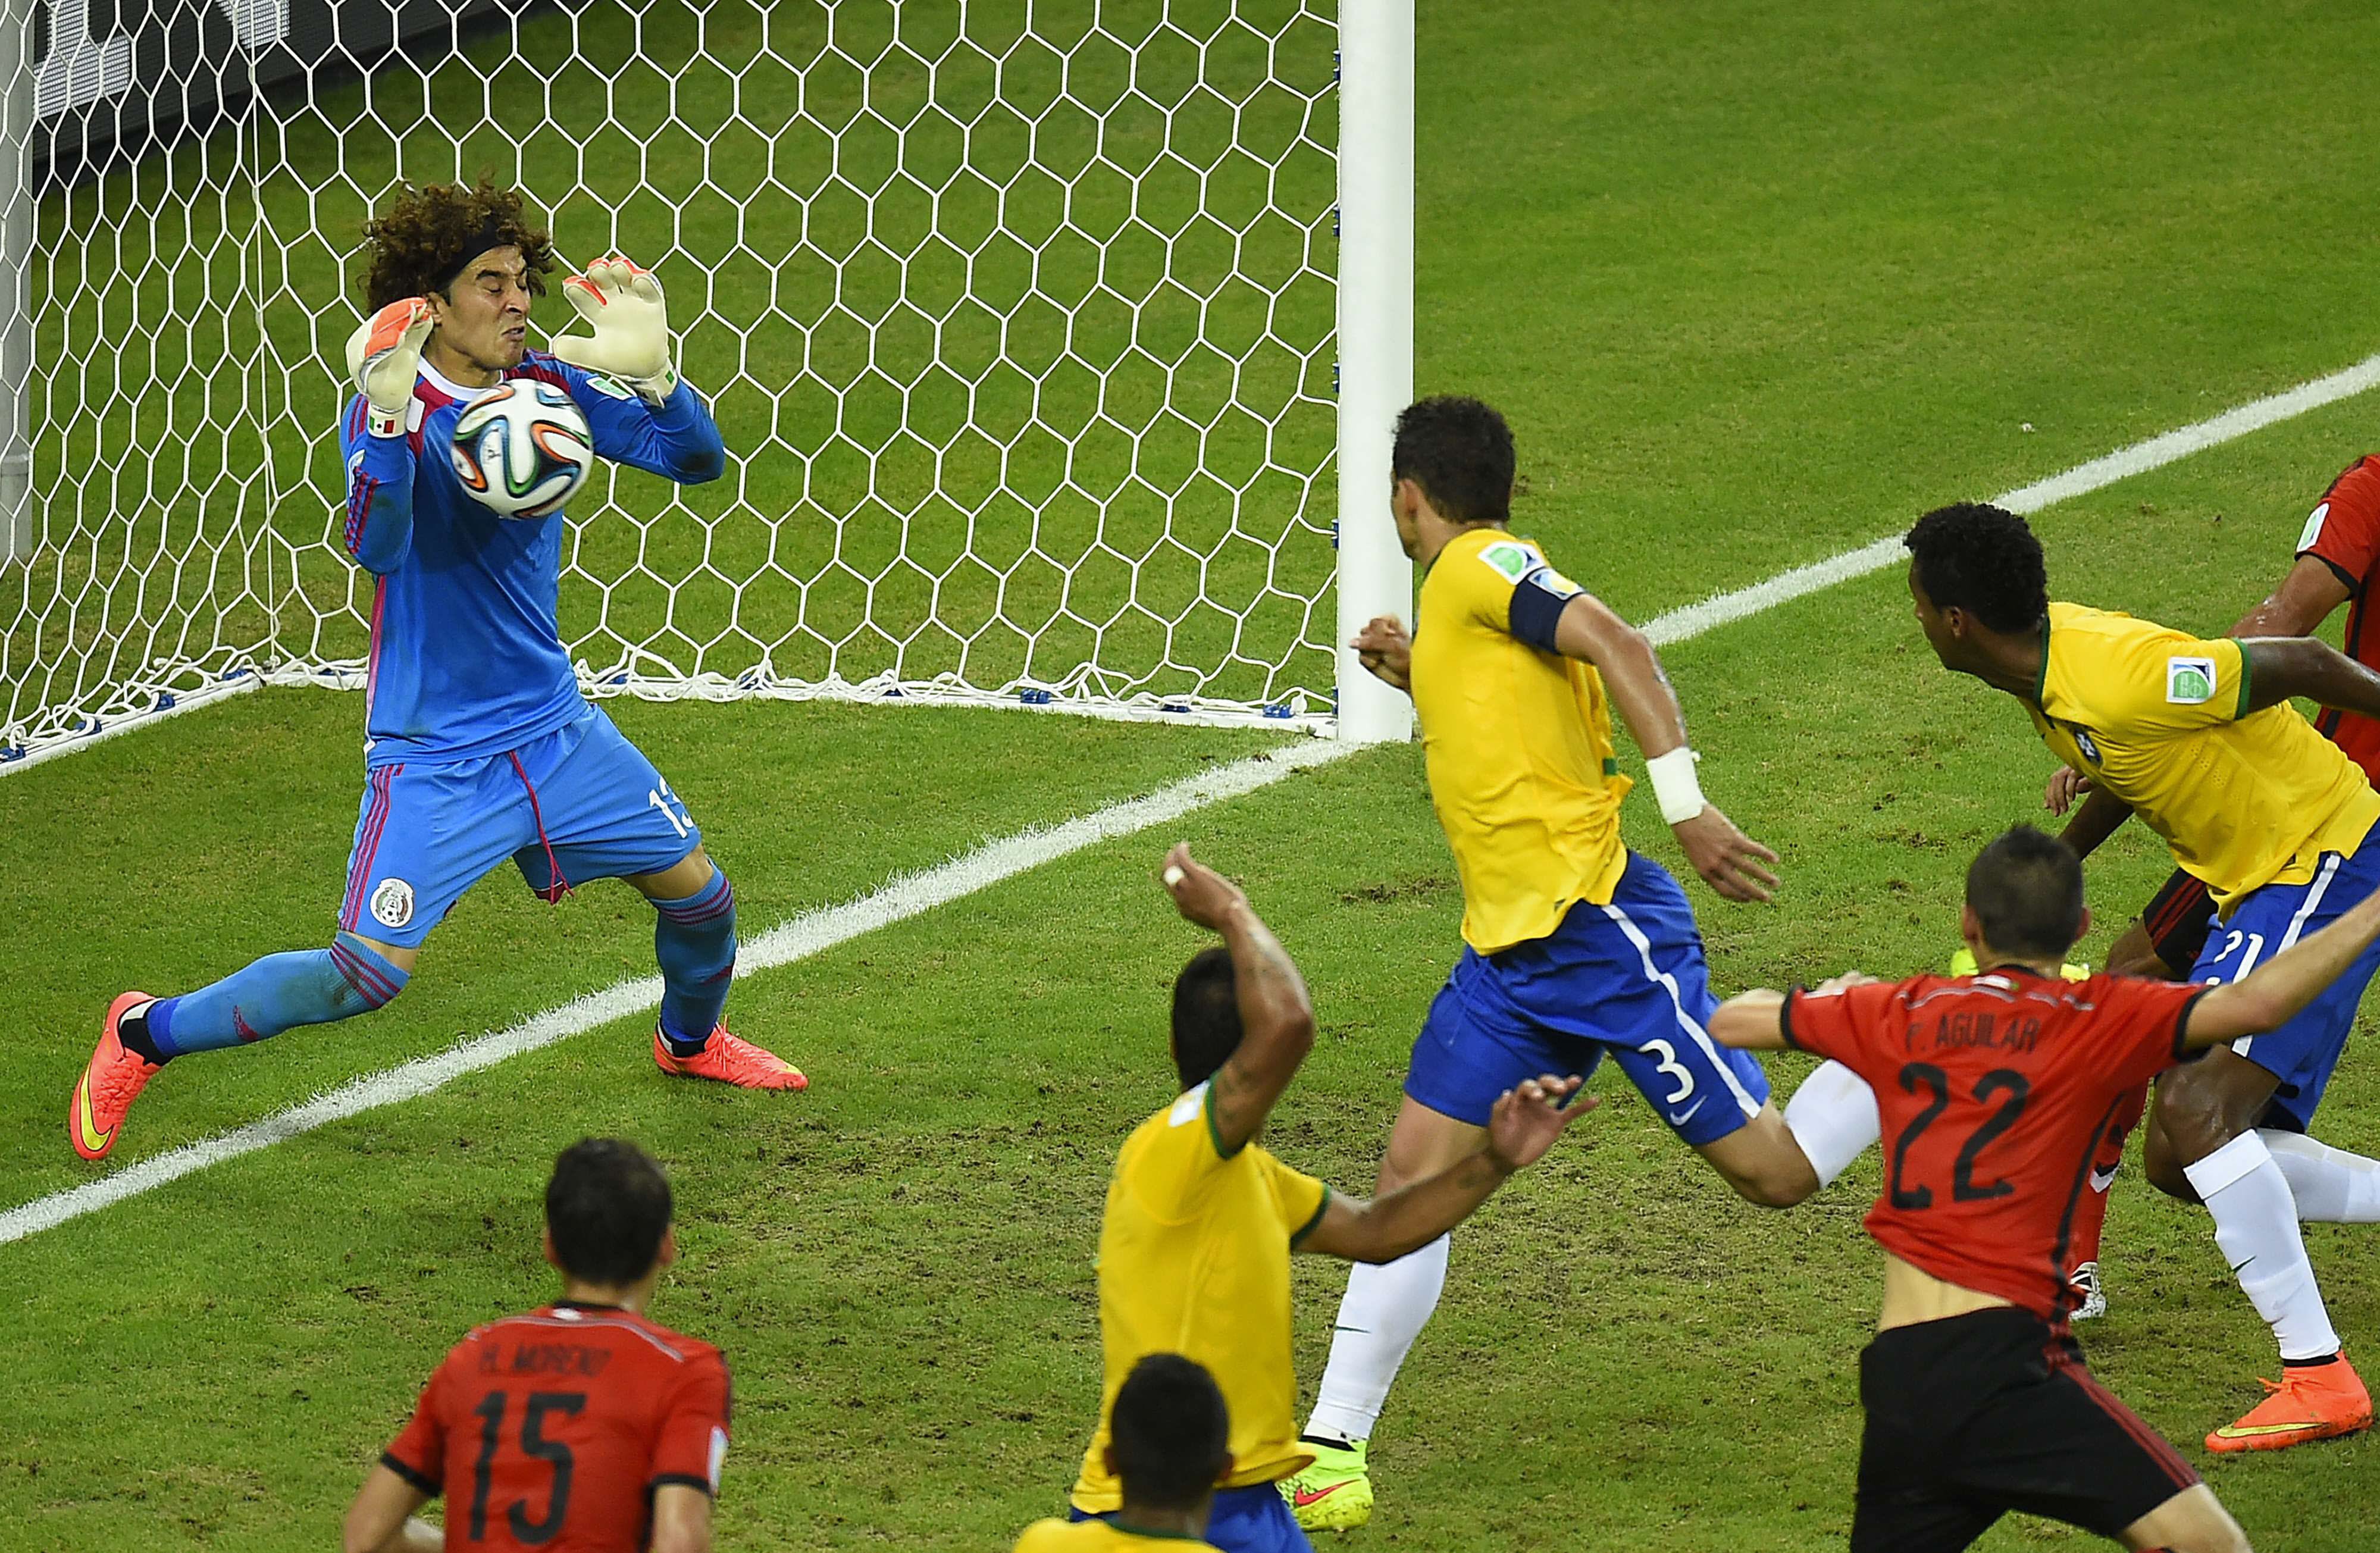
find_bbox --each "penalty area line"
[1640,349,2380,646]
[0,738,1354,1248]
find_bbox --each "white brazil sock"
[1303,1233,1450,1445]
[2184,1131,2341,1363]
[2261,1128,2380,1223]
[1784,1059,1880,1190]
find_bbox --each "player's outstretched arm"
[1709,988,1789,1049]
[649,1484,714,1553]
[340,1465,438,1553]
[2188,881,2380,1046]
[1709,973,1875,1051]
[1299,1076,1594,1262]
[1551,591,1779,902]
[548,256,725,486]
[2229,553,2351,640]
[2238,635,2380,720]
[1161,843,1316,1154]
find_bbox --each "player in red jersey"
[2038,457,2380,1323]
[1712,826,2380,1552]
[342,1139,728,1553]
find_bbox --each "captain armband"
[1507,564,1582,652]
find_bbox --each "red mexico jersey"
[382,1302,730,1553]
[2297,455,2380,778]
[1784,969,2204,1320]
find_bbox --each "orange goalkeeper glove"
[346,298,434,437]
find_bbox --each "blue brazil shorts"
[1407,851,1770,1145]
[2188,839,2380,1132]
[1073,1483,1312,1552]
[339,704,702,948]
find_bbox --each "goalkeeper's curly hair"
[359,179,556,311]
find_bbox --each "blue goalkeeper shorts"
[338,704,701,948]
[1405,850,1771,1145]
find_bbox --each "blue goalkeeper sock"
[654,870,737,1057]
[137,932,409,1060]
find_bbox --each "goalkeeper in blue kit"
[68,180,804,1163]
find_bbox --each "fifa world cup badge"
[2166,656,2217,705]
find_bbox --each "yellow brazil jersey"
[1014,1517,1220,1551]
[1411,525,1632,953]
[2031,602,2380,911]
[1069,1081,1330,1514]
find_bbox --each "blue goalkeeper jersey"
[336,350,724,768]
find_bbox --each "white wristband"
[1646,746,1706,825]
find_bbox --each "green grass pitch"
[10,1,2380,1548]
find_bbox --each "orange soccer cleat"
[651,1023,807,1091]
[70,992,163,1161]
[2206,1354,2374,1454]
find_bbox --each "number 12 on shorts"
[648,778,693,839]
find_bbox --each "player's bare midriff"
[1878,1250,2015,1332]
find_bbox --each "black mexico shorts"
[1851,1307,2199,1553]
[2141,866,2218,979]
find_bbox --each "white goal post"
[0,0,1411,772]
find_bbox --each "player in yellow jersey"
[1052,843,1594,1553]
[1017,1355,1230,1552]
[1905,500,2380,1453]
[1286,397,1877,1528]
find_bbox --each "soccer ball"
[450,380,594,519]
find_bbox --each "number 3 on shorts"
[647,778,693,840]
[1641,1037,1695,1104]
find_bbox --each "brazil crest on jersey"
[2027,602,2380,911]
[1411,526,1631,954]
[336,351,725,768]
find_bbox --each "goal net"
[0,0,1411,769]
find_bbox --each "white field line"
[0,671,265,775]
[1641,350,2380,646]
[0,738,1351,1245]
[10,348,2380,1245]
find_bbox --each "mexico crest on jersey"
[2166,656,2217,706]
[370,876,416,929]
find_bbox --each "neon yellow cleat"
[1947,947,2088,981]
[1281,1437,1371,1532]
